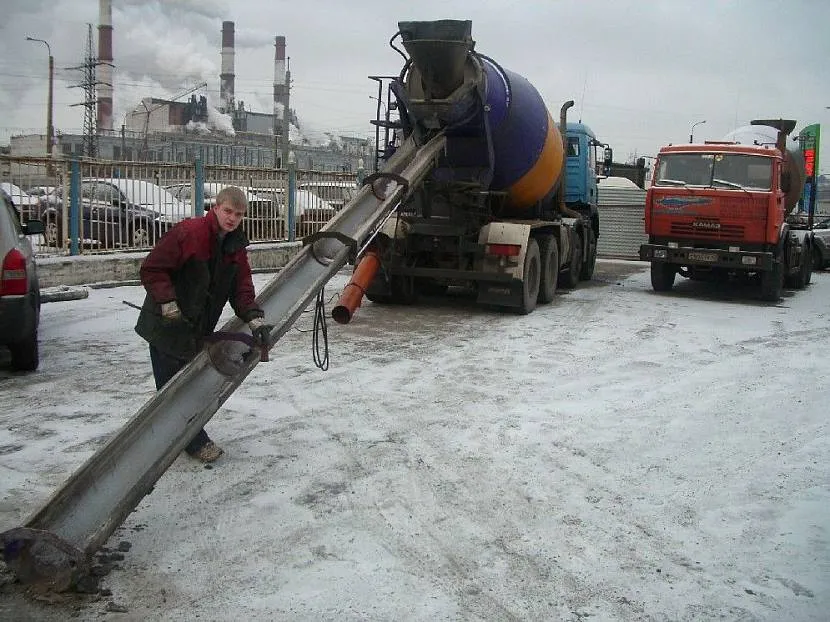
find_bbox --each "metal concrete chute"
[0,132,446,590]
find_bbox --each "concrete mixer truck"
[339,20,610,317]
[639,119,814,301]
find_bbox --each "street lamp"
[26,36,54,159]
[689,119,706,144]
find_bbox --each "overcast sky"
[2,0,829,172]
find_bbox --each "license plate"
[688,251,717,262]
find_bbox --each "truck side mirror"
[603,146,613,177]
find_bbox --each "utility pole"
[68,24,103,158]
[25,36,54,159]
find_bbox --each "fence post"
[69,159,80,256]
[356,157,365,187]
[287,151,296,243]
[194,158,204,217]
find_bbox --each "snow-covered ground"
[1,261,829,621]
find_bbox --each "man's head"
[213,186,248,233]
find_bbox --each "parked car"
[38,179,187,250]
[1,182,41,220]
[297,180,358,211]
[812,216,830,270]
[0,191,45,370]
[165,182,281,240]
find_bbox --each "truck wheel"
[519,238,541,314]
[650,262,675,291]
[9,329,39,372]
[812,246,825,271]
[390,275,417,305]
[579,228,597,281]
[803,244,813,286]
[560,233,583,289]
[760,262,783,302]
[537,234,559,304]
[416,278,448,297]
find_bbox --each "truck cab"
[564,122,603,210]
[639,133,813,301]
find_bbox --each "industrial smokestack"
[219,21,235,114]
[97,0,114,132]
[272,36,287,130]
[273,35,289,166]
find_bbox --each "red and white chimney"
[219,21,235,114]
[273,36,287,131]
[96,0,114,132]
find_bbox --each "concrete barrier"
[36,241,302,289]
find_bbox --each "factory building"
[10,6,372,173]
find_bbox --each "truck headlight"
[741,256,757,265]
[654,249,667,259]
[668,242,679,249]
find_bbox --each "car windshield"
[655,153,773,190]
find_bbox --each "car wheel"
[9,329,39,372]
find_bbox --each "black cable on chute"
[312,287,329,371]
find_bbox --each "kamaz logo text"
[692,221,721,230]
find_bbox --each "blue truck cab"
[564,122,609,210]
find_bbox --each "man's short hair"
[215,186,248,211]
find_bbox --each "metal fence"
[0,155,362,257]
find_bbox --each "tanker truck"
[639,119,814,301]
[341,20,609,317]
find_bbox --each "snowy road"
[1,260,829,621]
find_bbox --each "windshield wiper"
[712,178,742,189]
[657,179,688,186]
[712,178,752,195]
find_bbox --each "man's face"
[214,201,246,232]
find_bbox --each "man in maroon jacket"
[135,186,271,462]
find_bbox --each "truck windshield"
[655,153,772,190]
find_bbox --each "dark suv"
[0,190,45,370]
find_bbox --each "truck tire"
[784,245,811,290]
[560,233,583,289]
[537,234,559,304]
[802,244,813,286]
[650,262,675,291]
[519,238,541,314]
[579,227,597,281]
[760,262,783,302]
[390,275,418,305]
[813,245,825,271]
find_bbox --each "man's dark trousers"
[148,344,210,454]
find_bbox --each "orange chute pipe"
[331,248,381,324]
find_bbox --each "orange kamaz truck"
[639,119,814,301]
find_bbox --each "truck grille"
[670,222,745,239]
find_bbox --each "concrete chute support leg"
[0,134,446,590]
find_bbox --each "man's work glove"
[248,317,274,348]
[160,300,182,322]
